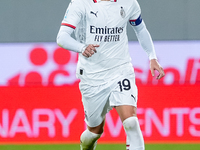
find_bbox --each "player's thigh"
[79,82,111,128]
[115,105,137,122]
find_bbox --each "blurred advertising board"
[0,41,200,143]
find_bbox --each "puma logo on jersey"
[90,11,98,17]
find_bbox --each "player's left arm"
[129,12,165,79]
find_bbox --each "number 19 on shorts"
[118,79,131,92]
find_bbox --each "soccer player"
[57,0,165,149]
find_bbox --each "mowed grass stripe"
[0,143,199,150]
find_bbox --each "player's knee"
[123,116,138,131]
[80,129,101,149]
[88,126,104,135]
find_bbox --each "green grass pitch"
[0,143,200,150]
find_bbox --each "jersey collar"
[93,0,117,3]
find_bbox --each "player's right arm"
[56,0,98,57]
[56,0,84,52]
[57,26,99,57]
[57,26,85,53]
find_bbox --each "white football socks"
[80,129,101,150]
[123,117,145,150]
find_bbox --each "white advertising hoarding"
[0,41,199,86]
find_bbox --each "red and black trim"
[61,23,76,29]
[126,144,130,150]
[93,0,117,3]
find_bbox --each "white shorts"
[79,63,138,127]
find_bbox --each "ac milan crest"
[120,6,126,18]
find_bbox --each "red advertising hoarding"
[0,85,199,143]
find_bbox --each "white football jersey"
[62,0,141,75]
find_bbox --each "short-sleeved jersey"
[62,0,141,75]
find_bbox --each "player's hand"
[82,44,99,58]
[150,59,165,80]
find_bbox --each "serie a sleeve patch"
[129,15,143,26]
